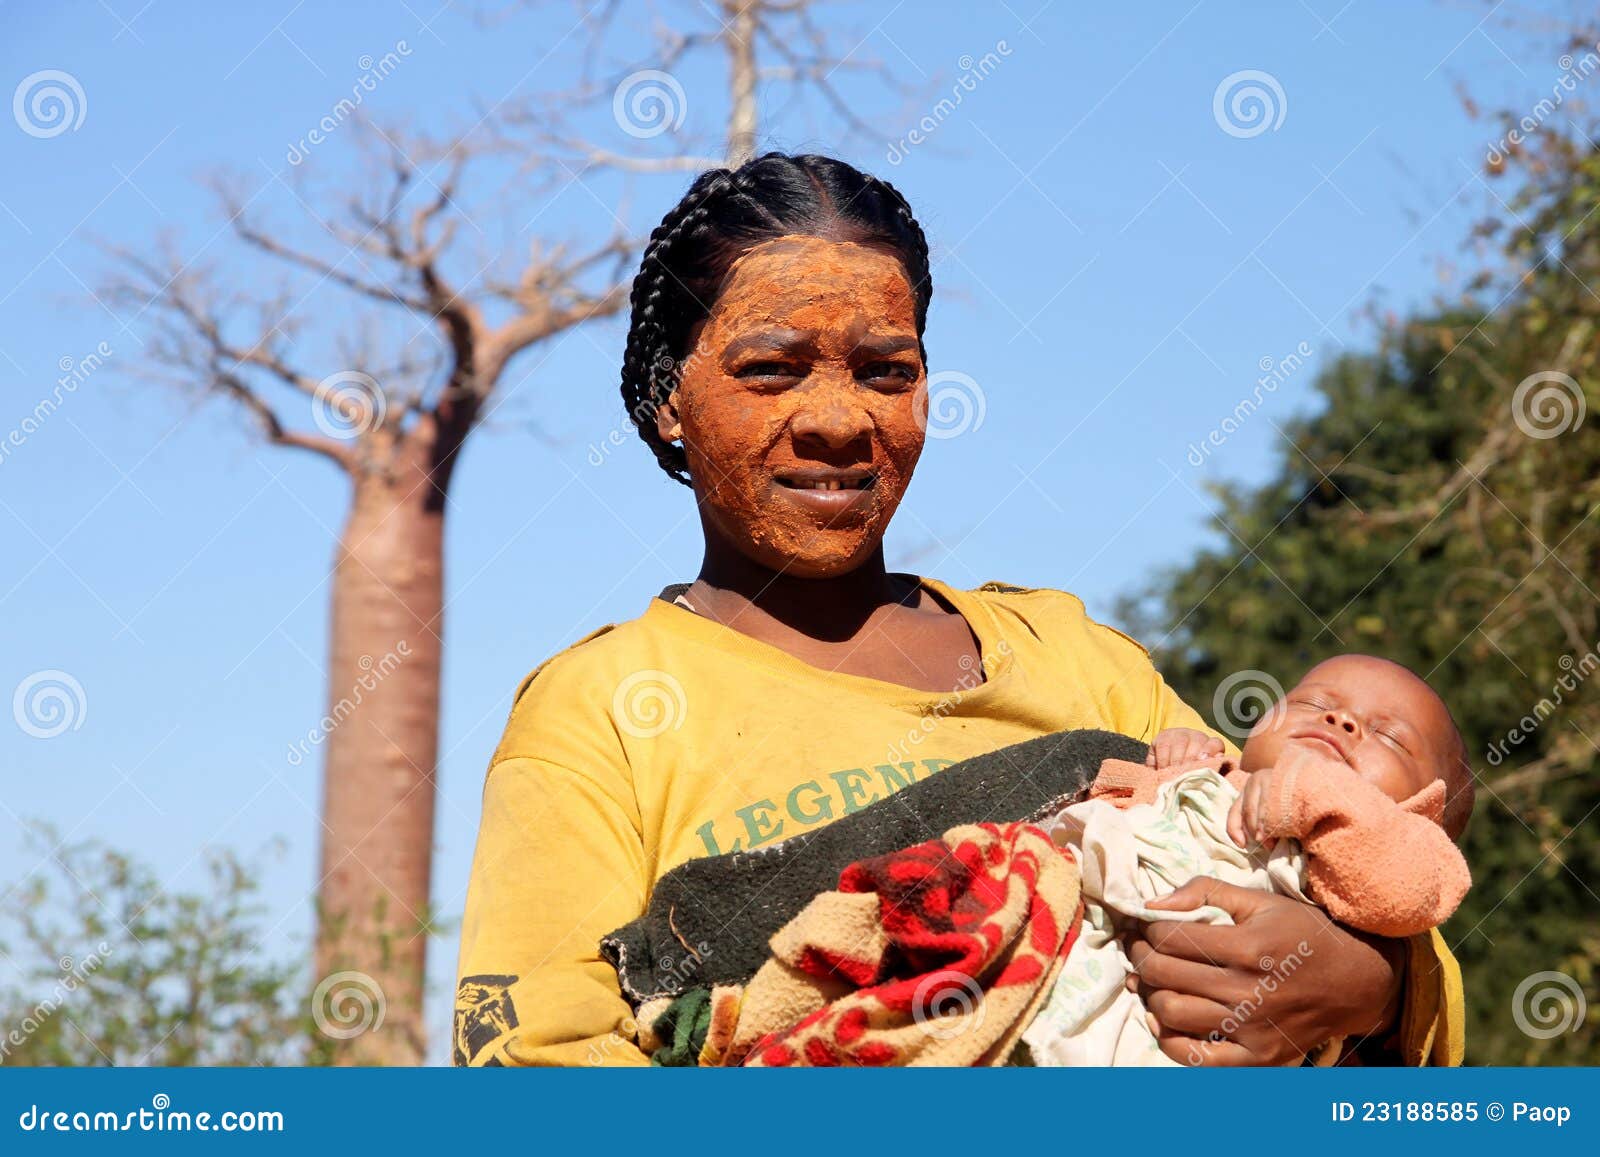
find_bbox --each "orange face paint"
[658,236,927,578]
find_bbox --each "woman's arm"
[1127,878,1410,1065]
[1087,623,1458,1064]
[455,754,651,1067]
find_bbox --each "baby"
[1021,653,1473,1066]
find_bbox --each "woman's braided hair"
[620,152,932,485]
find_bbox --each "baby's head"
[1239,654,1474,839]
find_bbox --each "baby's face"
[1240,655,1454,805]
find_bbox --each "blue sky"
[0,0,1563,1060]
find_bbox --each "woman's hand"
[1127,878,1405,1065]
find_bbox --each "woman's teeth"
[781,479,869,490]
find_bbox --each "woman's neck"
[690,545,914,644]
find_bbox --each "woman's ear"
[655,391,684,443]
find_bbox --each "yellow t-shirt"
[453,578,1463,1067]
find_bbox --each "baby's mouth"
[1289,729,1350,762]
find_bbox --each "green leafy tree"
[1123,40,1599,1061]
[0,826,314,1066]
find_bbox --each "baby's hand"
[1146,727,1226,769]
[1228,768,1280,849]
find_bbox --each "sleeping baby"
[1021,653,1474,1066]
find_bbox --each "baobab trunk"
[313,427,448,1066]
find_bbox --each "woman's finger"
[1128,937,1250,1005]
[1144,987,1240,1038]
[1154,1028,1257,1067]
[1140,917,1263,970]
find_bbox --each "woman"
[454,154,1462,1068]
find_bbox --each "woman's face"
[657,235,927,579]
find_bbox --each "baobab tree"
[105,0,904,1064]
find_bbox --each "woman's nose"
[790,391,872,450]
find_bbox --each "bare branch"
[215,369,353,468]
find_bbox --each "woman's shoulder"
[954,579,1156,663]
[507,605,674,705]
[492,608,671,764]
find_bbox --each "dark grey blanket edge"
[599,727,1146,1007]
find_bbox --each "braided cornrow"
[619,153,934,485]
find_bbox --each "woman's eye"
[857,361,918,391]
[735,361,805,386]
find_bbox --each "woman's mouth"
[771,468,877,517]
